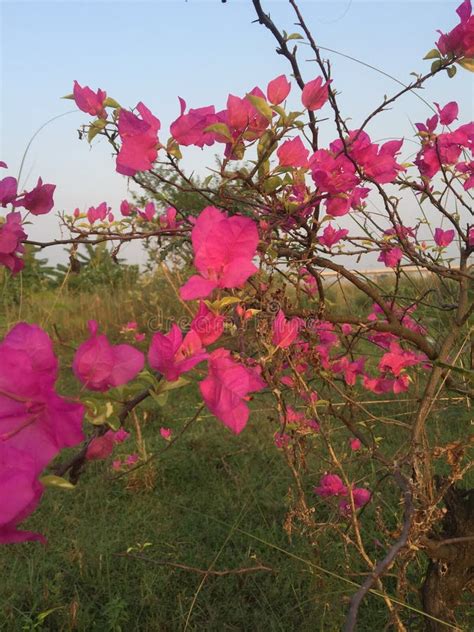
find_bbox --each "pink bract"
[148,324,208,382]
[180,207,259,300]
[199,348,266,434]
[73,320,144,391]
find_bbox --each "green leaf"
[423,48,441,60]
[286,32,304,41]
[87,118,107,143]
[149,389,169,407]
[40,475,75,490]
[61,93,74,100]
[158,377,189,393]
[446,65,457,78]
[204,122,233,142]
[263,176,282,193]
[103,96,121,108]
[430,59,443,73]
[245,93,274,122]
[206,296,241,311]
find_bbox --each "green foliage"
[56,243,139,291]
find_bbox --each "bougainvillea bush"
[1,1,473,629]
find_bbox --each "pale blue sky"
[1,0,472,263]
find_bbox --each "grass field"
[0,275,471,631]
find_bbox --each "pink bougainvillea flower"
[180,207,259,300]
[0,443,45,544]
[86,428,130,461]
[436,0,474,57]
[73,320,144,391]
[0,175,18,207]
[266,74,291,105]
[318,224,348,248]
[435,101,459,126]
[272,310,301,348]
[339,488,372,514]
[13,178,55,216]
[199,348,266,434]
[116,102,161,176]
[120,200,133,216]
[0,212,27,274]
[314,474,348,497]
[148,324,208,382]
[299,267,318,296]
[160,427,172,441]
[86,201,108,224]
[170,98,218,148]
[457,160,474,189]
[468,227,474,246]
[191,301,224,346]
[302,77,330,111]
[378,246,403,268]
[434,227,455,247]
[125,454,139,466]
[274,431,291,449]
[0,323,84,542]
[159,207,180,230]
[73,81,107,119]
[378,342,425,377]
[349,437,362,451]
[0,161,7,169]
[138,201,156,221]
[310,149,359,195]
[277,136,309,168]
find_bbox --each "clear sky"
[1,0,472,264]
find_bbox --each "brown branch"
[115,551,274,576]
[343,473,414,632]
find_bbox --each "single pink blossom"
[148,324,208,382]
[0,212,27,274]
[339,488,372,514]
[199,348,266,434]
[191,301,224,345]
[435,101,459,126]
[266,74,291,105]
[73,81,107,119]
[319,224,348,248]
[125,454,139,466]
[349,438,362,451]
[116,102,161,176]
[434,227,455,247]
[170,98,218,148]
[180,207,259,300]
[120,200,133,216]
[0,443,45,544]
[73,320,144,391]
[0,176,18,206]
[86,202,108,224]
[314,474,348,497]
[272,310,301,348]
[139,201,156,221]
[274,432,291,449]
[13,178,55,216]
[160,427,172,441]
[277,137,309,168]
[378,247,403,268]
[301,77,330,111]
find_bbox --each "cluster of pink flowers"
[314,474,371,515]
[0,163,56,274]
[0,324,85,543]
[436,0,474,58]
